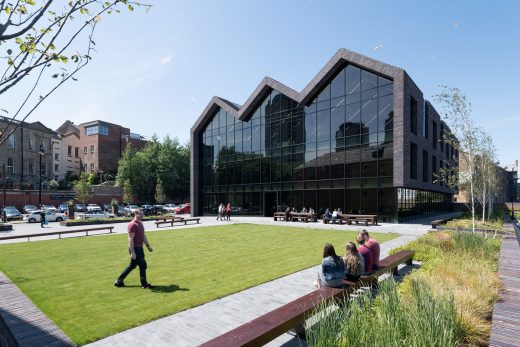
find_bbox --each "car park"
[23,210,68,223]
[163,204,177,213]
[102,203,112,212]
[75,204,87,212]
[77,211,115,219]
[126,204,139,214]
[87,204,102,212]
[22,204,39,213]
[41,204,58,212]
[116,205,129,216]
[174,203,191,214]
[2,206,22,221]
[58,203,68,213]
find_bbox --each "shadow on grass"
[118,284,190,293]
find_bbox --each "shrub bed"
[306,231,501,347]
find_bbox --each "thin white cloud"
[374,44,383,51]
[431,55,438,60]
[191,96,197,104]
[483,115,520,126]
[452,21,461,28]
[160,54,173,64]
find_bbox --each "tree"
[434,86,482,232]
[0,0,151,146]
[74,172,92,203]
[154,176,166,204]
[122,179,133,204]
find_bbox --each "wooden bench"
[342,214,378,226]
[155,217,200,228]
[0,226,115,242]
[290,212,317,223]
[431,217,455,229]
[273,212,288,221]
[201,250,414,347]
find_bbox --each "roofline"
[192,48,405,135]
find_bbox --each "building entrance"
[263,192,277,217]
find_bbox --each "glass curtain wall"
[200,64,396,221]
[397,188,452,222]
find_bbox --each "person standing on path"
[226,202,232,221]
[40,210,46,228]
[114,209,154,289]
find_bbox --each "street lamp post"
[39,144,44,207]
[2,164,6,223]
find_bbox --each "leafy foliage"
[74,172,92,203]
[116,136,190,203]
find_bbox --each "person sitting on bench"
[356,234,373,274]
[324,208,332,220]
[300,206,307,213]
[331,209,339,223]
[316,243,345,288]
[284,206,290,220]
[343,242,363,282]
[360,229,380,270]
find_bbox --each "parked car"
[2,206,21,221]
[23,210,68,223]
[22,204,39,214]
[163,204,177,213]
[142,205,166,216]
[174,203,191,214]
[116,205,129,217]
[126,204,139,214]
[58,203,68,213]
[75,204,87,212]
[101,203,112,212]
[78,211,115,219]
[87,204,102,212]
[41,204,57,212]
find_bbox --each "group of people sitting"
[316,230,380,288]
[284,206,315,218]
[323,208,343,223]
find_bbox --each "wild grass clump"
[308,231,501,347]
[446,210,504,230]
[306,278,463,347]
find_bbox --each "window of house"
[40,140,48,153]
[90,145,95,154]
[41,164,47,176]
[7,134,15,148]
[28,137,34,151]
[422,150,428,182]
[410,97,417,135]
[85,125,109,136]
[83,164,87,171]
[54,164,59,172]
[75,147,79,158]
[90,163,95,171]
[84,146,88,154]
[410,142,417,179]
[432,121,437,149]
[54,153,59,161]
[68,146,72,157]
[28,161,34,174]
[7,157,14,173]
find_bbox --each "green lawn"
[0,224,397,345]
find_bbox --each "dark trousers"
[117,247,148,286]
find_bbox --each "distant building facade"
[0,116,55,189]
[191,48,458,222]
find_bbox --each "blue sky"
[4,1,519,166]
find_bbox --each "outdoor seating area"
[155,216,200,228]
[201,250,415,347]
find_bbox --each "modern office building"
[191,48,458,222]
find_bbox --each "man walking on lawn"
[114,208,154,289]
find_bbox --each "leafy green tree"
[0,0,151,146]
[87,172,100,185]
[74,172,93,203]
[122,179,133,204]
[154,177,167,204]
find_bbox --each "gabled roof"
[191,48,405,135]
[56,120,79,136]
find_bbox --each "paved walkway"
[0,213,458,346]
[489,218,520,347]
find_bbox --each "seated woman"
[316,243,345,288]
[343,242,363,282]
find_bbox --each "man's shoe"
[114,281,125,287]
[142,283,155,289]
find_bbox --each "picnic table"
[290,212,317,223]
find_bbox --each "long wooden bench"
[273,212,288,221]
[431,217,453,229]
[201,249,414,347]
[0,226,115,242]
[155,217,200,228]
[342,214,378,226]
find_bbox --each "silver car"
[23,210,68,223]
